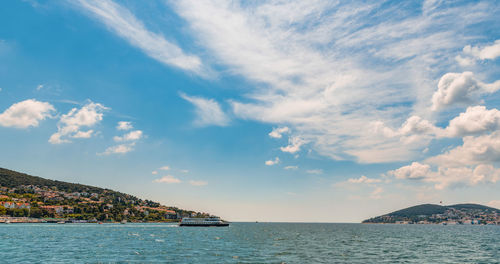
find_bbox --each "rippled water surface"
[0,223,499,263]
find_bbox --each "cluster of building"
[1,184,209,222]
[394,208,500,225]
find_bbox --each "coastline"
[0,216,180,224]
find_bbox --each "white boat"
[179,217,229,227]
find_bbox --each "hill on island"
[0,167,211,222]
[363,203,500,224]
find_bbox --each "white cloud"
[280,136,306,154]
[36,84,43,91]
[269,126,290,139]
[445,106,500,137]
[113,130,143,142]
[174,0,495,163]
[153,175,181,184]
[426,131,500,167]
[463,39,500,61]
[347,175,382,184]
[116,121,132,131]
[389,162,500,190]
[159,166,170,171]
[49,101,108,144]
[388,162,431,180]
[72,130,94,138]
[306,169,323,174]
[180,93,230,127]
[76,0,205,75]
[374,105,500,142]
[152,170,158,175]
[189,180,208,186]
[0,99,55,129]
[431,72,500,111]
[265,157,280,166]
[284,165,298,170]
[100,143,135,155]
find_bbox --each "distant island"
[0,167,213,223]
[363,203,500,225]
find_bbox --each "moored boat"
[179,217,229,227]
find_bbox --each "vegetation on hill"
[363,203,499,224]
[0,167,211,222]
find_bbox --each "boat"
[179,217,229,227]
[5,220,11,224]
[121,220,127,224]
[57,221,65,224]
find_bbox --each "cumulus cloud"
[113,130,143,142]
[103,122,143,155]
[347,175,382,184]
[180,93,230,127]
[284,165,298,170]
[189,180,208,186]
[49,101,108,144]
[116,121,132,131]
[426,131,500,167]
[388,131,500,189]
[159,166,170,171]
[445,106,500,137]
[265,157,280,166]
[431,72,500,111]
[269,126,290,139]
[388,162,431,180]
[463,39,500,61]
[153,175,181,184]
[389,162,500,190]
[0,99,55,129]
[152,170,158,175]
[100,143,135,155]
[375,106,500,144]
[280,136,306,154]
[72,130,94,138]
[76,0,205,75]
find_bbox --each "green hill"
[0,167,210,222]
[0,167,119,196]
[363,203,499,224]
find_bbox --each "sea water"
[0,223,498,263]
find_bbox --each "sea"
[0,223,498,263]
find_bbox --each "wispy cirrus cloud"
[180,93,230,127]
[75,0,206,76]
[174,0,499,163]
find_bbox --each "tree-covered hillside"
[363,203,499,224]
[0,167,211,222]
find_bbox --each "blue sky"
[0,0,499,222]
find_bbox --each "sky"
[0,0,499,222]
